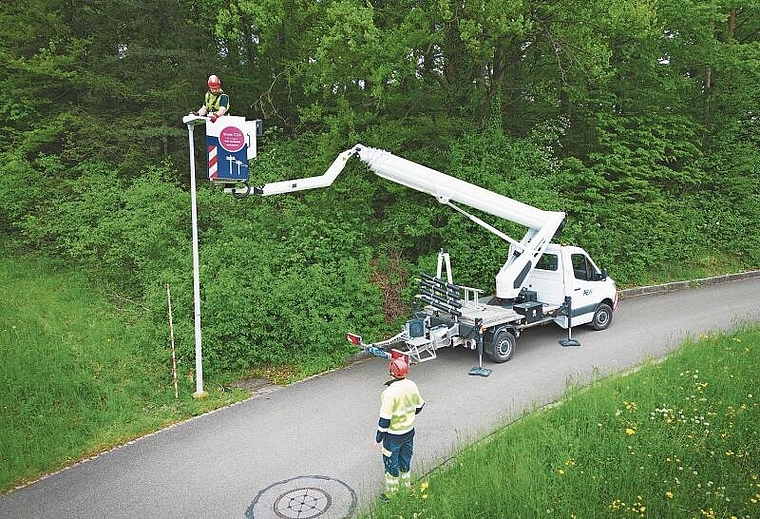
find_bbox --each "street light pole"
[182,113,259,398]
[184,116,207,399]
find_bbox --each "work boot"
[400,471,412,490]
[384,472,399,496]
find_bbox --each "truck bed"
[422,301,521,328]
[421,300,562,329]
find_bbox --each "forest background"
[1,0,759,383]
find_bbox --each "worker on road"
[375,357,425,500]
[194,74,230,122]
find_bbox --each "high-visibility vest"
[204,90,230,114]
[376,378,424,440]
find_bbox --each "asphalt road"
[2,275,759,519]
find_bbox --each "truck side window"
[571,254,595,281]
[536,253,558,271]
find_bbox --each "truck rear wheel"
[590,303,613,331]
[488,329,516,363]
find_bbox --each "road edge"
[618,269,760,299]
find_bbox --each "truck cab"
[524,244,618,330]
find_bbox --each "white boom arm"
[255,144,566,299]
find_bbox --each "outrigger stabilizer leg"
[347,333,390,359]
[346,332,411,365]
[469,319,492,377]
[559,296,581,347]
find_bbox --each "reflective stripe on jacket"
[376,378,424,442]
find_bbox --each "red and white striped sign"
[207,145,218,180]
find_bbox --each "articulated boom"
[255,144,566,299]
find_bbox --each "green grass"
[0,252,250,493]
[364,326,760,519]
[631,254,748,288]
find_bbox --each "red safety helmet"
[389,358,408,378]
[207,74,221,89]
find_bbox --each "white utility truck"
[252,144,618,374]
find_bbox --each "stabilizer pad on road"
[246,475,357,519]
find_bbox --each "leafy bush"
[1,120,758,380]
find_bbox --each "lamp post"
[183,115,207,399]
[181,113,260,397]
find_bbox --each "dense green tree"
[1,0,758,377]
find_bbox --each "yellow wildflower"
[626,427,636,435]
[665,491,674,499]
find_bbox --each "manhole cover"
[246,475,356,519]
[274,487,330,518]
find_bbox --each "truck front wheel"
[590,303,613,331]
[488,329,516,363]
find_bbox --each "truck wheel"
[590,303,613,331]
[489,329,516,363]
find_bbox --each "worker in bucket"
[194,74,229,122]
[375,357,425,500]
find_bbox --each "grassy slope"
[0,252,248,492]
[365,327,760,518]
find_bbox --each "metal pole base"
[469,366,492,377]
[559,338,581,347]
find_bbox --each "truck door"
[524,251,565,306]
[565,251,605,326]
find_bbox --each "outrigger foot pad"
[559,338,581,347]
[469,366,492,377]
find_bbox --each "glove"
[210,113,218,123]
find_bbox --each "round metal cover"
[246,475,356,519]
